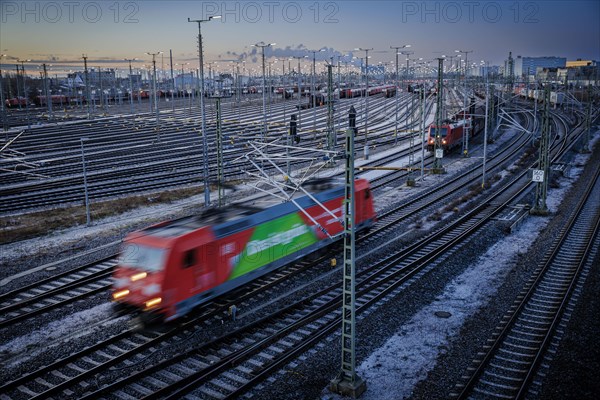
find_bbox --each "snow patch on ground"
[0,303,125,367]
[325,129,600,400]
[356,215,545,399]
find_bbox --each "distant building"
[62,74,85,89]
[566,59,594,68]
[88,68,117,88]
[537,67,559,82]
[68,69,117,88]
[474,65,501,77]
[513,56,567,78]
[174,72,198,90]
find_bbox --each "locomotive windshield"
[118,244,166,272]
[429,127,449,137]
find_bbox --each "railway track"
[0,251,344,399]
[0,107,553,399]
[450,160,600,400]
[66,134,545,400]
[0,107,527,330]
[1,94,429,214]
[3,104,590,399]
[0,257,116,329]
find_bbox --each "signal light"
[290,114,299,143]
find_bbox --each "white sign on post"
[532,169,544,182]
[435,149,444,159]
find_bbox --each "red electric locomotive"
[426,119,469,153]
[112,179,377,322]
[427,111,484,153]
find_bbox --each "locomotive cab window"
[183,249,196,268]
[364,189,371,199]
[430,127,449,137]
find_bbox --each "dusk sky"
[1,0,599,76]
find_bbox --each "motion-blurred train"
[112,179,377,322]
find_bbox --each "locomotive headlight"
[113,289,130,300]
[442,139,447,144]
[144,297,162,309]
[130,272,147,282]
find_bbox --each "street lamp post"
[390,45,411,145]
[293,56,304,126]
[17,59,31,130]
[401,51,414,90]
[446,55,455,87]
[188,15,221,207]
[124,58,137,115]
[455,49,473,157]
[146,51,163,140]
[82,55,92,119]
[390,44,410,145]
[42,63,53,121]
[0,54,8,134]
[169,49,175,112]
[310,49,326,135]
[253,41,276,146]
[355,48,373,159]
[97,67,105,113]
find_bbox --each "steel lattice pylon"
[432,57,445,173]
[329,127,366,398]
[531,86,551,215]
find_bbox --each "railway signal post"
[329,113,366,398]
